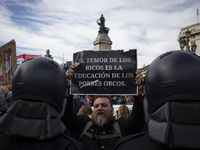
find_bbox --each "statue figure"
[96,14,110,34]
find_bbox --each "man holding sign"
[62,50,145,150]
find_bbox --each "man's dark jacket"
[61,95,145,150]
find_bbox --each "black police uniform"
[0,57,83,150]
[114,132,171,150]
[115,131,200,150]
[115,50,200,150]
[0,132,82,150]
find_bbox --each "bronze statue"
[96,14,110,34]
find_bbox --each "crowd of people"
[73,94,132,120]
[0,50,199,150]
[73,95,135,107]
[0,84,12,117]
[73,94,134,113]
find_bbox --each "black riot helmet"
[144,50,200,114]
[12,57,67,113]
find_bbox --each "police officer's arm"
[118,70,145,136]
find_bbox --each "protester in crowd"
[0,92,8,117]
[115,105,130,120]
[119,98,126,104]
[1,84,11,98]
[74,100,86,113]
[77,105,92,117]
[0,57,83,150]
[88,95,95,106]
[80,95,88,105]
[73,94,81,110]
[112,95,121,104]
[84,95,90,102]
[61,65,145,150]
[114,50,200,150]
[125,95,134,105]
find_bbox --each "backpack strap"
[79,121,93,140]
[112,122,122,138]
[114,132,146,149]
[62,134,83,150]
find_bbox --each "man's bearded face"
[92,97,113,127]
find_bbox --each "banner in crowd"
[70,50,138,95]
[0,39,17,87]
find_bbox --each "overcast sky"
[0,0,199,68]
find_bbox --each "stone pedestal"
[93,33,112,51]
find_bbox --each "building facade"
[178,22,200,55]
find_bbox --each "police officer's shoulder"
[114,132,170,150]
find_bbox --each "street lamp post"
[191,42,197,54]
[178,29,197,54]
[179,37,186,50]
[185,30,191,52]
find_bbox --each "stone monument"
[93,14,112,51]
[45,49,53,59]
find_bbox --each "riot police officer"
[0,57,83,150]
[114,50,200,150]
